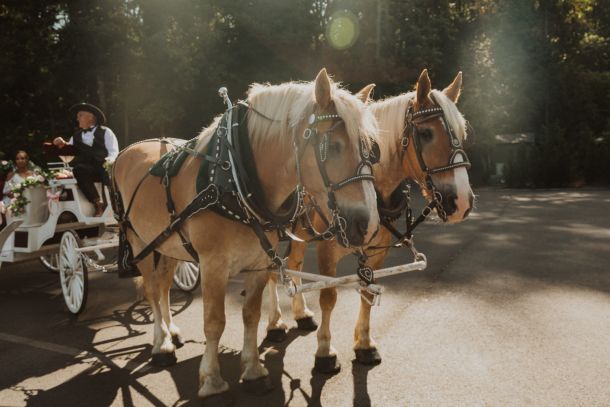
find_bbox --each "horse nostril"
[343,207,370,247]
[356,216,368,236]
[442,192,458,216]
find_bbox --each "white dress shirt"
[67,126,119,161]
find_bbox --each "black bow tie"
[82,126,95,133]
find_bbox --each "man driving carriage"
[53,103,119,216]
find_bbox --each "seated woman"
[2,150,41,208]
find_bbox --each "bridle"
[400,96,471,221]
[294,111,377,247]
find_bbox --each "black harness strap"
[130,184,219,265]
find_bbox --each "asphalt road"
[1,188,609,406]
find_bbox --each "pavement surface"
[0,187,609,406]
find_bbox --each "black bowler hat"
[69,102,106,125]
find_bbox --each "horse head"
[402,69,474,223]
[248,69,380,246]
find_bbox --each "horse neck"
[371,95,417,202]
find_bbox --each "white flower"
[36,174,45,182]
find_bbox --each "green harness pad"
[148,137,213,194]
[149,138,197,178]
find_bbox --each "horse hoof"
[355,348,382,365]
[296,316,318,331]
[201,391,234,407]
[314,355,341,374]
[150,352,177,367]
[172,335,185,349]
[241,376,274,395]
[265,328,287,343]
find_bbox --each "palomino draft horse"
[112,69,380,399]
[266,69,474,372]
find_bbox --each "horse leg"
[265,273,288,342]
[145,256,177,366]
[265,240,316,342]
[314,242,341,374]
[158,257,185,349]
[241,271,273,394]
[198,260,230,399]
[288,241,317,331]
[128,231,177,366]
[353,253,386,365]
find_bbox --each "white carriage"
[0,157,200,315]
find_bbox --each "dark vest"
[73,126,108,164]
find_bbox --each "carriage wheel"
[59,231,89,314]
[173,262,200,292]
[40,253,60,273]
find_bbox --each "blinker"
[369,139,380,164]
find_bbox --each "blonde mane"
[195,80,378,154]
[369,89,467,159]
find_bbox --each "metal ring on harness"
[303,128,313,140]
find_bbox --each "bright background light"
[326,10,359,50]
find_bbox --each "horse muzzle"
[339,206,376,247]
[437,185,474,223]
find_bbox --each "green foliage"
[1,0,608,186]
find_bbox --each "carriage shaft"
[282,260,427,295]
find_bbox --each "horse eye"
[420,129,434,142]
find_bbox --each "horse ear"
[415,69,431,105]
[356,84,375,105]
[443,71,463,103]
[314,68,332,109]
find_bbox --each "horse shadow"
[351,360,377,407]
[15,288,195,406]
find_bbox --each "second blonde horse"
[267,69,475,372]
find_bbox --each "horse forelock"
[430,89,467,142]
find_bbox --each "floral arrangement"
[6,173,47,217]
